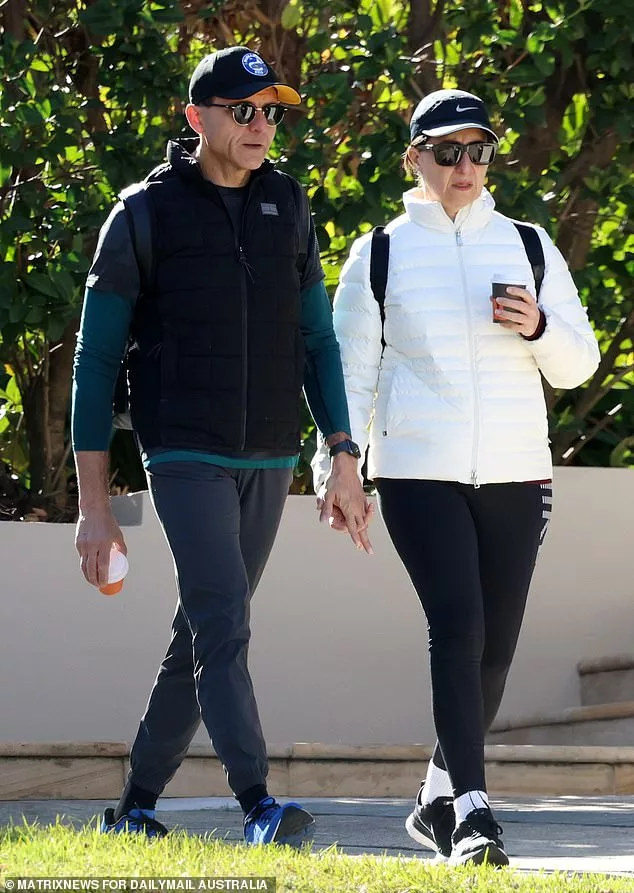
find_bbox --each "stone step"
[489,701,634,746]
[1,742,634,799]
[578,654,634,706]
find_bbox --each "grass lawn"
[1,823,631,893]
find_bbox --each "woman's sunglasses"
[418,141,497,166]
[201,101,287,127]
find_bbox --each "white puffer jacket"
[312,187,600,491]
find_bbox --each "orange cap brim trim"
[274,84,302,105]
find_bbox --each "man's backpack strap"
[283,174,310,268]
[370,226,390,351]
[119,182,155,296]
[513,222,545,298]
[112,183,154,432]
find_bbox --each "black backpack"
[369,222,545,351]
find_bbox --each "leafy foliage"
[1,0,632,515]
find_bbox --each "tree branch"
[560,411,614,465]
[553,129,619,270]
[6,347,28,398]
[551,309,634,461]
[42,343,52,492]
[1,0,26,39]
[509,58,581,176]
[573,317,634,422]
[556,130,619,192]
[408,0,445,95]
[556,197,600,272]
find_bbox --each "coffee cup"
[491,275,525,323]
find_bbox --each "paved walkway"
[1,796,633,875]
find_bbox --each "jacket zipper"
[381,364,390,437]
[455,228,480,488]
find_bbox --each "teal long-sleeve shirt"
[72,281,352,469]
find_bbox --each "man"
[72,45,372,846]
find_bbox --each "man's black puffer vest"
[127,139,305,455]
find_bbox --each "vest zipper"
[455,229,481,488]
[238,184,261,449]
[237,240,249,450]
[227,187,254,451]
[213,178,254,451]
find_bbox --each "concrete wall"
[1,467,632,748]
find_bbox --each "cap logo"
[456,104,479,113]
[242,53,269,77]
[425,98,445,114]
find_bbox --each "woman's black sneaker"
[449,807,509,866]
[405,794,455,860]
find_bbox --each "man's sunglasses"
[418,141,497,166]
[200,101,287,127]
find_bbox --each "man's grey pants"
[128,461,293,797]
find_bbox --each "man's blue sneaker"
[100,807,168,838]
[243,797,315,847]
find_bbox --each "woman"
[312,89,600,866]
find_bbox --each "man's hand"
[74,450,127,589]
[75,507,127,588]
[316,453,374,554]
[492,287,542,337]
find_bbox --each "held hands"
[491,287,542,338]
[316,453,374,554]
[75,507,127,589]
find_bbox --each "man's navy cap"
[189,46,301,106]
[410,89,498,143]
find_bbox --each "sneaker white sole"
[405,813,449,863]
[450,841,509,867]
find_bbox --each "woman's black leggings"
[375,478,552,797]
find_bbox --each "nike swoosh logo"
[456,104,479,112]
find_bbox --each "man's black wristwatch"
[329,439,362,460]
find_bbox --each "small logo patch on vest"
[260,202,279,216]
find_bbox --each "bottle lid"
[99,549,129,596]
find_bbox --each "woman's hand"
[492,287,542,338]
[316,454,374,554]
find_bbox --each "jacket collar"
[165,138,275,187]
[402,186,495,232]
